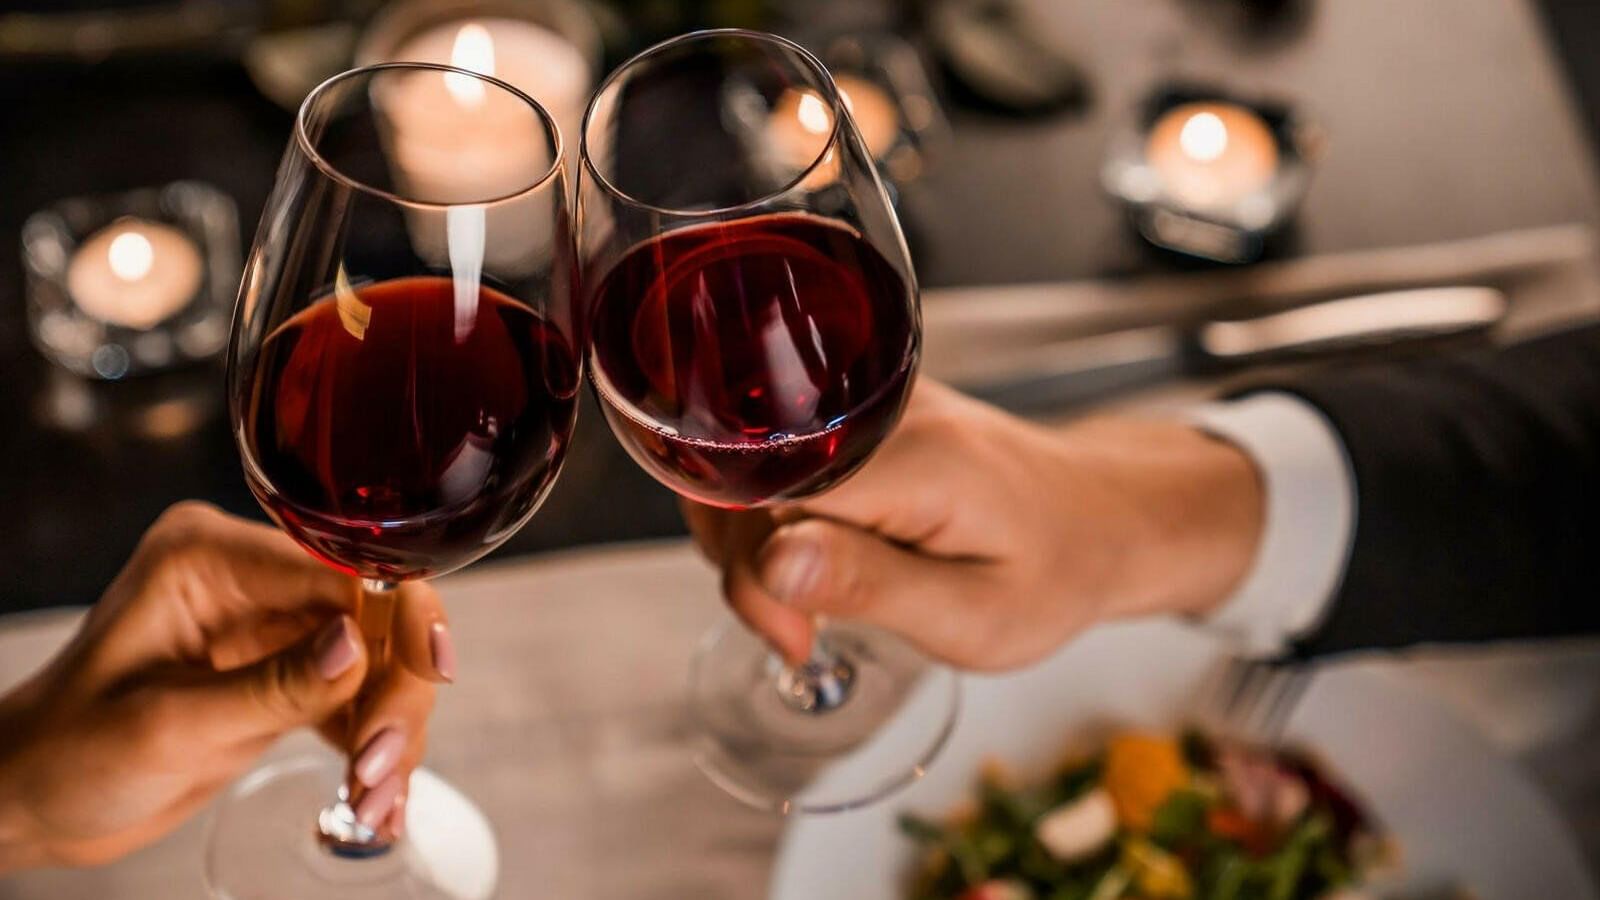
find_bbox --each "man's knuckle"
[156,500,222,535]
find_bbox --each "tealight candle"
[65,219,202,329]
[1144,101,1279,209]
[769,74,901,171]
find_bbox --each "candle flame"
[108,230,155,282]
[1179,111,1229,163]
[445,23,496,108]
[796,92,832,135]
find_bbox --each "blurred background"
[6,0,1600,615]
[6,2,1600,897]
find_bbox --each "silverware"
[964,286,1508,414]
[1197,656,1314,746]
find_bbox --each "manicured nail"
[355,773,403,829]
[760,533,821,603]
[430,621,457,683]
[353,727,406,788]
[387,792,408,838]
[315,617,359,681]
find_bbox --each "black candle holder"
[1102,83,1321,264]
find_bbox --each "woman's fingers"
[338,657,436,833]
[391,581,455,684]
[85,503,362,681]
[145,502,361,623]
[141,615,368,748]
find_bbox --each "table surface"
[3,0,1599,613]
[1,540,1597,899]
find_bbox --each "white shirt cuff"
[1187,392,1357,657]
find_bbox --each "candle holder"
[22,181,240,380]
[815,32,951,192]
[1102,83,1321,264]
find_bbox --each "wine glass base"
[205,756,498,900]
[689,618,960,814]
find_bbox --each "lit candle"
[1144,101,1279,209]
[388,16,591,162]
[378,20,583,273]
[836,75,900,162]
[65,219,202,329]
[769,74,902,171]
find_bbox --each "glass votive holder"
[1102,83,1322,264]
[816,32,952,192]
[22,181,241,380]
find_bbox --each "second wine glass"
[577,29,959,814]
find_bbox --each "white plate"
[772,620,1597,900]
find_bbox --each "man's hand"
[686,381,1264,671]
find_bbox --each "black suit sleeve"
[1259,323,1600,657]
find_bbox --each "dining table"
[1,537,1598,899]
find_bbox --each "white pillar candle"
[377,19,589,274]
[391,17,591,153]
[1145,101,1280,210]
[66,219,202,329]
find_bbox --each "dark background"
[3,0,1599,613]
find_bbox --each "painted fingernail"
[760,535,821,603]
[387,792,408,838]
[355,773,403,829]
[430,621,457,683]
[315,617,359,681]
[353,726,406,788]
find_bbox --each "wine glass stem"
[316,578,399,857]
[776,627,857,714]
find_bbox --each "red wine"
[588,213,917,508]
[243,276,578,581]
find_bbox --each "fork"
[1196,655,1315,747]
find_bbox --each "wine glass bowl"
[231,63,578,585]
[584,211,918,508]
[237,271,579,582]
[579,30,921,510]
[578,30,956,814]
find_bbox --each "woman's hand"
[0,502,454,871]
[685,380,1265,671]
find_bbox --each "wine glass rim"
[579,28,848,219]
[295,61,566,210]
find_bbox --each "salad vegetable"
[901,730,1386,900]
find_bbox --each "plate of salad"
[769,621,1596,900]
[900,729,1387,900]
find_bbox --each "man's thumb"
[751,519,996,663]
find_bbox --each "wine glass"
[212,63,578,898]
[577,30,959,814]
